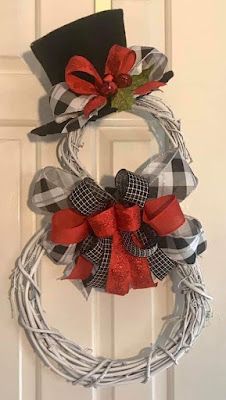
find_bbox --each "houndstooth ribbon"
[31,47,172,136]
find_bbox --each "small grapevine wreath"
[11,9,212,388]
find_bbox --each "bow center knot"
[88,204,141,237]
[96,75,118,97]
[96,73,133,97]
[88,207,118,237]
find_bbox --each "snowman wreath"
[10,10,212,388]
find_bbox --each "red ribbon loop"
[143,195,185,236]
[104,44,136,77]
[50,208,89,244]
[65,56,103,95]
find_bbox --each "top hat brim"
[30,105,117,136]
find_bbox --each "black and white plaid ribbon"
[136,149,198,201]
[32,149,196,215]
[158,216,207,264]
[31,167,78,213]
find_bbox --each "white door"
[0,1,225,399]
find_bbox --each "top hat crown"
[31,9,126,85]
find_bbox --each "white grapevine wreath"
[10,9,212,388]
[10,95,212,387]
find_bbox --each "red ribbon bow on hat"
[50,194,185,296]
[65,44,165,117]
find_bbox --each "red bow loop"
[50,208,93,281]
[105,44,136,77]
[65,55,103,95]
[50,208,89,244]
[143,195,185,236]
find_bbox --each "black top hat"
[31,9,126,136]
[31,9,171,136]
[31,9,126,86]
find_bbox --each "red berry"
[98,81,118,97]
[116,73,132,88]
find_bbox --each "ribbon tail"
[65,55,102,95]
[65,256,93,280]
[106,233,131,295]
[84,96,107,118]
[106,232,156,295]
[129,234,157,289]
[160,70,174,83]
[30,120,69,136]
[134,81,165,96]
[137,227,176,280]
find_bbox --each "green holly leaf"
[111,66,154,111]
[130,66,154,90]
[111,86,134,112]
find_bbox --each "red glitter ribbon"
[88,205,156,295]
[50,195,184,295]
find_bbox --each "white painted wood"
[95,0,112,12]
[0,1,219,400]
[113,0,165,50]
[0,0,35,56]
[0,128,36,400]
[39,0,95,35]
[0,70,45,122]
[166,1,226,399]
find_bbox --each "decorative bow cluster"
[31,160,206,297]
[31,46,173,136]
[65,45,168,118]
[50,189,185,295]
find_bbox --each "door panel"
[0,1,223,399]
